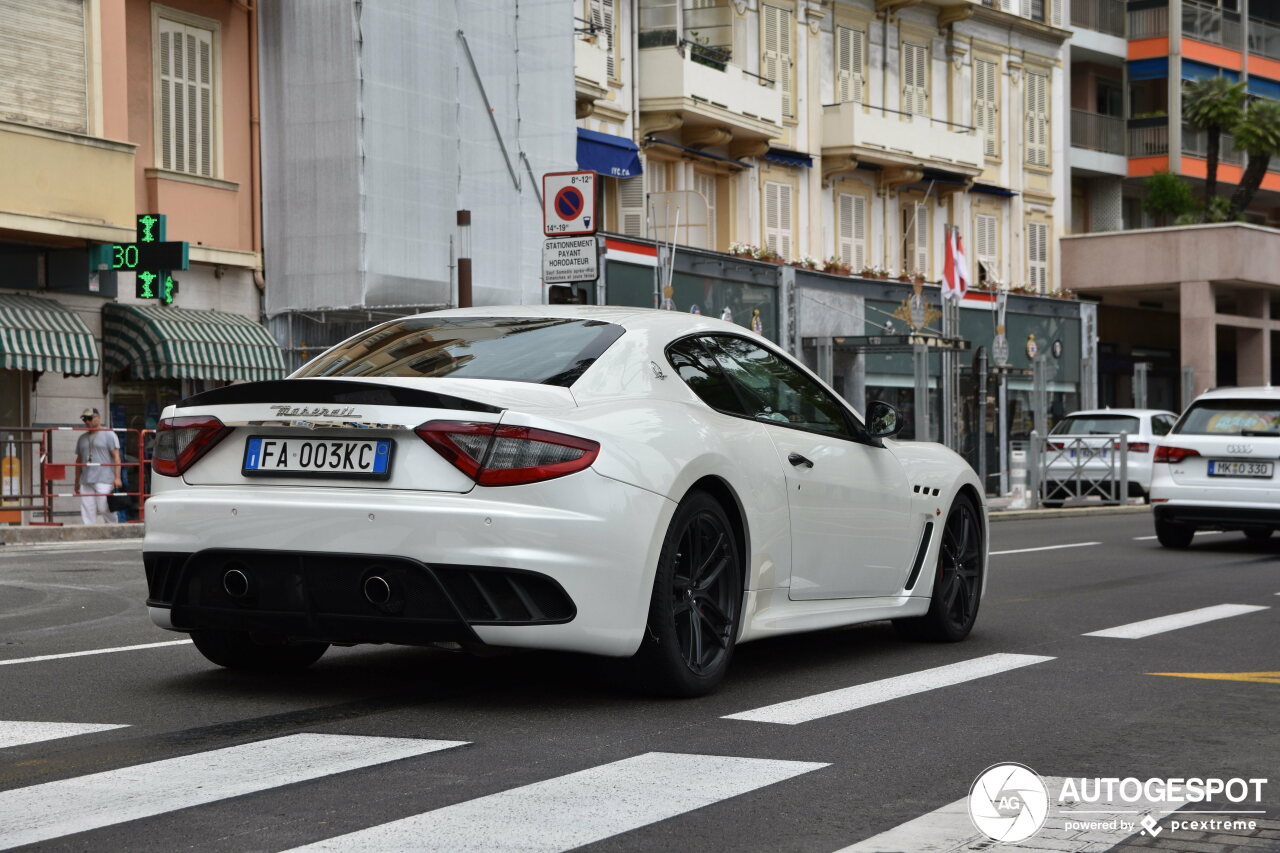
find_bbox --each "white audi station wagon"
[1150,386,1280,547]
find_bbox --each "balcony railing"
[1183,0,1243,48]
[1128,119,1168,157]
[1249,16,1280,60]
[820,101,984,172]
[1129,6,1168,38]
[1182,125,1245,166]
[1072,111,1125,154]
[1071,0,1125,36]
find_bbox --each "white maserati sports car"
[143,306,987,695]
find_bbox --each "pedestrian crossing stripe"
[1084,604,1269,639]
[0,734,467,851]
[284,752,828,853]
[1149,671,1280,685]
[0,721,128,751]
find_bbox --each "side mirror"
[866,400,903,439]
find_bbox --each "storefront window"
[606,260,779,343]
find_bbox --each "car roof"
[402,305,762,339]
[1193,386,1280,401]
[1060,409,1175,418]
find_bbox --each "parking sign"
[543,172,597,236]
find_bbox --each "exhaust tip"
[222,567,250,599]
[363,575,392,606]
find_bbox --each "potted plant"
[859,265,876,279]
[686,32,729,71]
[823,257,852,276]
[911,271,926,286]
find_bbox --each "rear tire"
[191,630,329,672]
[1154,519,1194,549]
[894,495,983,643]
[1040,500,1064,509]
[632,491,742,697]
[1244,527,1273,541]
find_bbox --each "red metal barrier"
[31,426,154,526]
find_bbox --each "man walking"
[74,408,121,525]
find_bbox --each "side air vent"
[904,521,935,591]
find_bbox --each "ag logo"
[968,763,1050,843]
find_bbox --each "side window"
[1152,415,1175,436]
[700,335,853,439]
[666,338,748,416]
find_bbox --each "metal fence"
[1128,122,1169,157]
[1181,126,1245,165]
[1129,5,1168,38]
[1071,0,1125,36]
[1072,111,1125,155]
[1183,0,1243,48]
[1250,16,1280,60]
[1029,431,1131,509]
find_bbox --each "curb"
[989,504,1152,523]
[0,524,146,545]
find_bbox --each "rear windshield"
[295,316,625,387]
[1175,400,1280,436]
[1049,415,1140,436]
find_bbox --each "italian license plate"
[242,436,393,480]
[1207,459,1274,478]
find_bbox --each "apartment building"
[1065,0,1280,406]
[0,0,281,437]
[576,0,1070,293]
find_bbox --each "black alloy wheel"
[1155,519,1195,549]
[895,495,983,642]
[634,491,741,696]
[191,629,329,672]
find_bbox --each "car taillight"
[416,420,600,486]
[1114,441,1150,453]
[1049,441,1065,450]
[1153,445,1200,464]
[153,416,233,477]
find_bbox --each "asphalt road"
[0,513,1276,852]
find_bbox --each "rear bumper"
[1153,503,1280,529]
[144,471,676,656]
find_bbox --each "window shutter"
[1028,221,1049,293]
[836,26,866,104]
[764,181,791,259]
[914,204,929,277]
[764,5,794,118]
[974,58,999,158]
[590,0,616,79]
[619,175,645,237]
[1025,71,1049,167]
[975,213,999,283]
[158,17,214,176]
[0,0,88,133]
[903,42,928,116]
[837,193,867,272]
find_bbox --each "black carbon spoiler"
[178,379,504,414]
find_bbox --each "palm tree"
[1182,77,1246,207]
[1227,99,1280,219]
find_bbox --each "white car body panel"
[145,305,987,658]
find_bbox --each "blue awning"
[1128,57,1168,82]
[1248,76,1280,100]
[764,148,813,168]
[970,183,1018,197]
[576,128,643,178]
[1181,59,1238,82]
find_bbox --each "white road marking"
[285,752,827,853]
[835,775,1185,852]
[0,639,192,667]
[0,734,465,851]
[1084,604,1270,639]
[990,542,1101,556]
[722,654,1055,726]
[1134,531,1226,540]
[0,721,128,750]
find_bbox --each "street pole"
[977,346,988,495]
[457,210,472,308]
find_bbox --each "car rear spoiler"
[178,379,504,414]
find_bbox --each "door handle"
[788,452,814,469]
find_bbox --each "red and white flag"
[942,226,969,301]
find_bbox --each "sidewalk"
[0,523,145,546]
[987,495,1152,523]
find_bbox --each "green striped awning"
[0,293,100,376]
[103,303,286,382]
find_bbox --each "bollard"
[1028,431,1042,510]
[1118,432,1129,506]
[1009,449,1028,509]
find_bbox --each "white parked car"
[1042,408,1178,506]
[144,306,987,695]
[1150,386,1280,548]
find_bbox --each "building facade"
[1067,0,1280,405]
